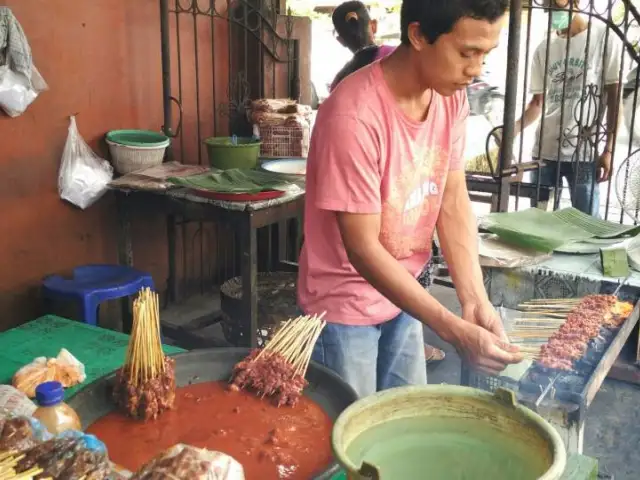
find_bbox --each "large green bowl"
[204,137,262,170]
[332,386,567,480]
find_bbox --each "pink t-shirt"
[298,62,469,326]
[375,44,395,60]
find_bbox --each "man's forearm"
[345,240,465,344]
[605,83,620,151]
[436,176,487,307]
[515,95,543,135]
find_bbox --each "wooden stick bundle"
[125,288,165,387]
[231,313,326,407]
[257,313,326,376]
[0,452,44,480]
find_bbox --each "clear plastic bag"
[0,412,52,452]
[58,116,113,209]
[0,385,36,416]
[0,64,48,117]
[131,444,245,480]
[12,348,87,398]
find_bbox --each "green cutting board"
[0,315,184,399]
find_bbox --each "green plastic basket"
[106,129,170,148]
[204,136,262,170]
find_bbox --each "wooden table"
[114,186,305,348]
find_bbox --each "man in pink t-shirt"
[298,0,522,398]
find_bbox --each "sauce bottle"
[33,381,82,434]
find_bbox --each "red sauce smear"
[86,381,333,479]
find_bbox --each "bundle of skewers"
[0,436,110,479]
[0,451,41,480]
[509,294,633,371]
[229,313,326,407]
[113,288,176,421]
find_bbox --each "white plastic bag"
[131,444,245,480]
[0,385,37,416]
[58,116,113,209]
[0,64,48,117]
[12,348,87,398]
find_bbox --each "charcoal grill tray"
[68,348,358,480]
[513,299,640,413]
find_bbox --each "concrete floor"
[427,284,640,480]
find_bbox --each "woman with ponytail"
[329,1,395,92]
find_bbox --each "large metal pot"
[332,386,566,480]
[68,348,358,480]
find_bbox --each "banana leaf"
[167,168,291,194]
[481,207,640,253]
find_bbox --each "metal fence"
[481,0,640,224]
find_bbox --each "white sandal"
[424,344,446,363]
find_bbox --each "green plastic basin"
[332,386,567,480]
[106,130,170,148]
[204,137,262,170]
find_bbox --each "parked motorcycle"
[467,78,505,126]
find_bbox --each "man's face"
[408,15,506,96]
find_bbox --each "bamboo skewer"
[125,288,165,387]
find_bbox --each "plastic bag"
[12,434,111,479]
[58,116,113,209]
[0,385,36,417]
[131,444,244,480]
[12,348,87,398]
[0,412,52,452]
[0,64,48,117]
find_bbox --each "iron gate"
[476,0,640,224]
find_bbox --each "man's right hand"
[452,321,523,376]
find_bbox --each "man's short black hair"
[400,0,508,45]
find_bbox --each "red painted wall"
[0,1,310,330]
[0,0,169,329]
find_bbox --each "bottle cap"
[35,381,65,407]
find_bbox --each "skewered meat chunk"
[530,295,633,372]
[230,349,308,407]
[113,357,176,421]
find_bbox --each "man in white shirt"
[515,0,623,216]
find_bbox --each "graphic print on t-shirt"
[380,144,447,259]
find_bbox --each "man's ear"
[370,19,378,36]
[407,22,427,52]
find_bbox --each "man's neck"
[382,45,431,101]
[381,46,434,122]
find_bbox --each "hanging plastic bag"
[58,116,113,209]
[0,64,48,117]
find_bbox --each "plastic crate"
[258,123,310,158]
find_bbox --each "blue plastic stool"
[42,265,155,327]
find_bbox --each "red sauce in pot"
[86,381,334,479]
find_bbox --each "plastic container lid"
[35,381,65,407]
[106,130,170,148]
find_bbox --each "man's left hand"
[597,151,612,183]
[462,302,508,342]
